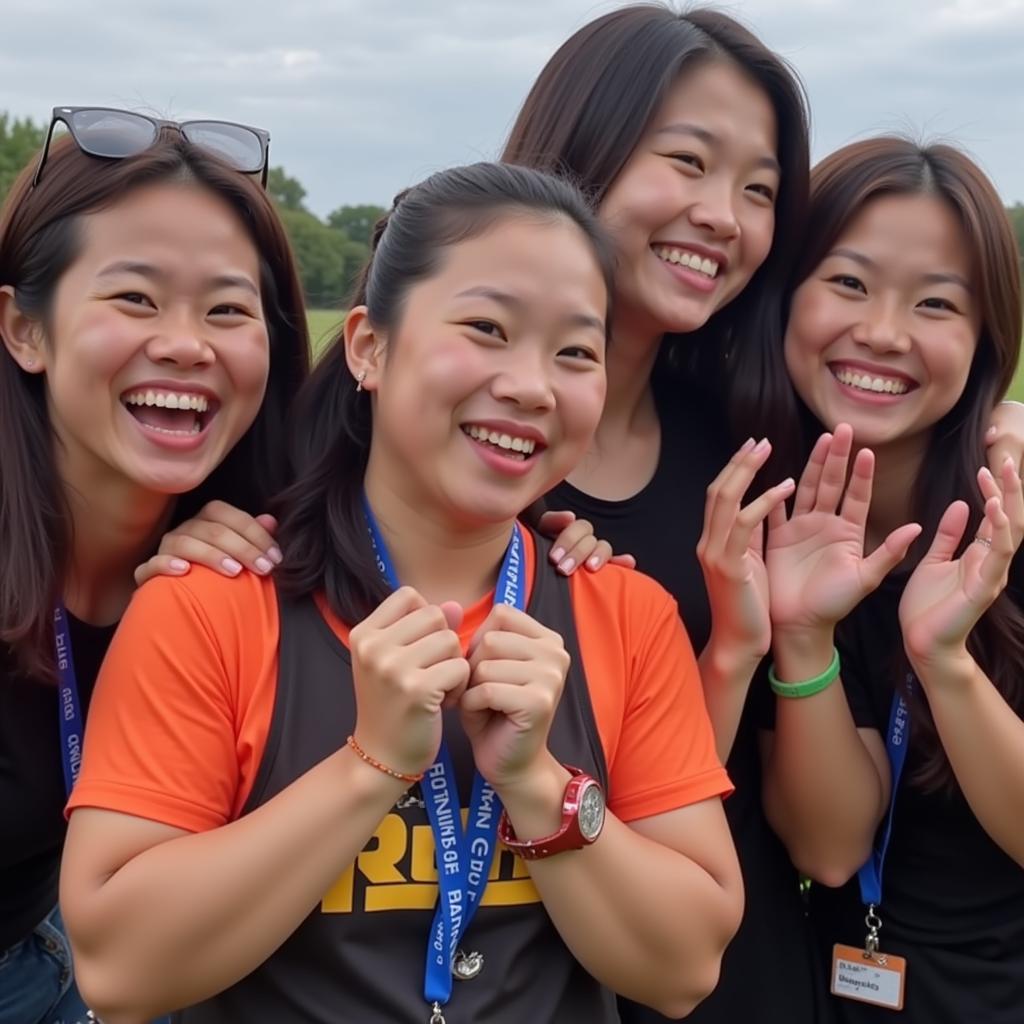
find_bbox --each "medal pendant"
[452,949,484,981]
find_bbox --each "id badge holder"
[831,904,906,1011]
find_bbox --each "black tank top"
[178,534,616,1023]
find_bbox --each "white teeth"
[144,422,202,436]
[123,390,210,412]
[464,424,537,456]
[832,368,910,395]
[654,246,720,279]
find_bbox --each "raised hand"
[134,500,282,585]
[698,437,795,663]
[460,604,569,790]
[767,425,921,633]
[349,588,470,781]
[900,459,1024,667]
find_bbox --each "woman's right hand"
[766,424,921,635]
[348,587,470,779]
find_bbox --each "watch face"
[578,782,606,841]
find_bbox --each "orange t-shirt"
[68,529,731,829]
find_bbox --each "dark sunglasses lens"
[183,122,264,173]
[68,109,157,158]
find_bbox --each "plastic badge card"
[831,943,906,1011]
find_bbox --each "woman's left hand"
[537,510,636,575]
[460,604,569,790]
[900,459,1024,667]
[698,437,795,664]
[134,501,283,586]
[985,400,1024,476]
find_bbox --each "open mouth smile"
[829,364,917,397]
[653,245,722,280]
[461,424,541,462]
[121,387,220,436]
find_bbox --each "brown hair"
[501,3,810,415]
[772,137,1024,790]
[0,133,310,679]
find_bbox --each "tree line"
[3,111,1023,310]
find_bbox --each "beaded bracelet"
[768,646,841,698]
[346,735,424,783]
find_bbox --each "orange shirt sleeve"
[571,566,732,823]
[66,568,280,832]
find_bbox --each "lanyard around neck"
[856,685,912,908]
[53,605,84,795]
[361,497,526,1014]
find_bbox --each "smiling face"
[35,182,269,496]
[598,58,779,338]
[362,214,608,528]
[785,192,981,453]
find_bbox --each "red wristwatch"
[497,766,606,860]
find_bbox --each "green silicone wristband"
[768,646,840,698]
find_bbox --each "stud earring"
[355,369,367,392]
[25,357,37,370]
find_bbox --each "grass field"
[307,308,345,356]
[306,310,1024,399]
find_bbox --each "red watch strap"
[497,766,598,861]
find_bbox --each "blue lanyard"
[856,687,912,907]
[362,498,526,1011]
[53,604,84,795]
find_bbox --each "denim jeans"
[0,905,91,1024]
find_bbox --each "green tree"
[267,165,308,212]
[0,113,45,200]
[327,204,387,249]
[278,206,356,307]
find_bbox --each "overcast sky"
[3,0,1022,216]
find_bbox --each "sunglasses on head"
[32,106,271,188]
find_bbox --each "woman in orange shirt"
[62,162,742,1024]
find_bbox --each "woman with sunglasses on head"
[60,162,741,1023]
[0,108,308,1024]
[760,138,1024,1023]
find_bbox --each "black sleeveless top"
[178,536,616,1023]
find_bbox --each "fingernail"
[551,547,565,563]
[255,556,274,574]
[268,545,284,564]
[754,438,770,453]
[559,557,576,574]
[587,555,601,570]
[169,558,190,572]
[780,477,795,489]
[221,557,243,576]
[741,437,756,452]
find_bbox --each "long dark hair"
[274,162,615,624]
[770,137,1024,790]
[0,133,309,679]
[501,3,810,423]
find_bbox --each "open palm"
[767,427,921,632]
[901,480,1021,661]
